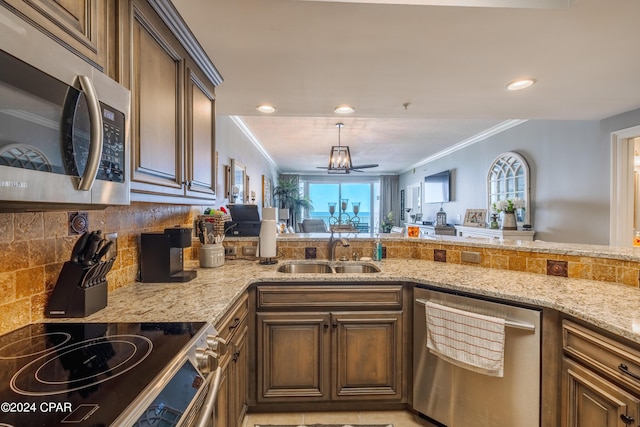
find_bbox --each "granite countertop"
[66,258,640,346]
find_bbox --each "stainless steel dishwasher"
[413,287,541,427]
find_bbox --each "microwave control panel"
[98,103,126,183]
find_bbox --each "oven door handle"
[195,365,224,427]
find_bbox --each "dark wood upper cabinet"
[126,0,221,204]
[1,0,111,72]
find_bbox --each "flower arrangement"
[381,211,394,232]
[492,198,526,213]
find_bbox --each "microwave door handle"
[77,75,103,191]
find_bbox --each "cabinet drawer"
[256,285,403,311]
[216,293,249,342]
[563,320,640,395]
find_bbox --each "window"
[487,152,530,225]
[302,178,379,233]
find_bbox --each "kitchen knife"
[82,231,103,266]
[70,232,91,263]
[92,239,107,260]
[93,240,114,263]
[198,220,206,244]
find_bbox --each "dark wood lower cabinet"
[332,312,402,400]
[215,356,230,427]
[257,312,330,401]
[562,320,640,427]
[215,293,248,427]
[562,358,640,427]
[229,322,248,427]
[256,309,403,403]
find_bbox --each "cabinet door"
[185,62,216,198]
[563,358,640,427]
[256,312,331,402]
[130,2,184,197]
[229,320,248,427]
[2,0,109,70]
[215,356,230,427]
[332,311,403,400]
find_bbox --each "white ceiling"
[172,0,640,174]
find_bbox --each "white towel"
[425,301,506,377]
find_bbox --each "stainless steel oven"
[0,6,130,210]
[0,322,225,427]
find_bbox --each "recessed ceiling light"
[334,105,355,114]
[506,78,537,91]
[256,104,276,113]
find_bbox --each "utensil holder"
[199,244,225,268]
[46,259,115,318]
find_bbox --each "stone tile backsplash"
[0,203,194,335]
[274,239,640,288]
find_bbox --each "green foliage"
[273,177,313,229]
[381,211,394,232]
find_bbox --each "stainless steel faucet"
[329,231,350,261]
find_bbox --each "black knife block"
[46,259,114,318]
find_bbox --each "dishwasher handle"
[415,298,536,331]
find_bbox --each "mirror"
[405,182,422,223]
[487,151,530,225]
[227,159,246,203]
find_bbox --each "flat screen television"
[424,170,450,203]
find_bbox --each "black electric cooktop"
[0,322,205,427]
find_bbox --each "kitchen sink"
[277,263,333,274]
[277,262,380,274]
[333,263,381,273]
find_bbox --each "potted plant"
[273,176,313,230]
[492,198,526,230]
[381,211,394,233]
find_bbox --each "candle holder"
[327,200,364,232]
[231,185,239,203]
[341,198,349,214]
[490,213,499,229]
[351,202,361,227]
[328,202,337,219]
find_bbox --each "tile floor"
[242,410,432,427]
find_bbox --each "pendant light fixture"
[327,123,353,174]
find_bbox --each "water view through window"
[305,181,380,233]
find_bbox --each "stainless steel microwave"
[0,7,131,211]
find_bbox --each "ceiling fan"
[317,123,379,174]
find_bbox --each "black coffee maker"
[140,227,197,282]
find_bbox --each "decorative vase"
[501,211,517,230]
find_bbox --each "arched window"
[487,152,530,225]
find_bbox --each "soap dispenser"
[373,235,383,261]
